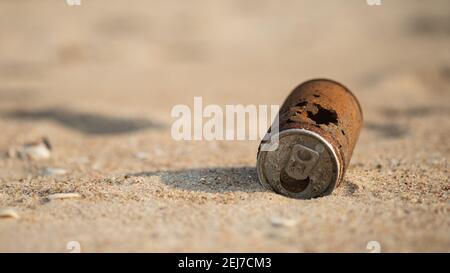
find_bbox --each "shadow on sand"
[2,107,165,135]
[128,167,264,193]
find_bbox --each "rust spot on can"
[257,79,363,199]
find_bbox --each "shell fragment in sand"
[43,168,67,176]
[15,137,52,160]
[46,193,81,200]
[270,217,297,227]
[0,208,20,219]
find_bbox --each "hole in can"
[307,104,338,125]
[280,170,310,193]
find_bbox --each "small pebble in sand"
[13,137,52,160]
[42,168,67,176]
[0,208,20,219]
[46,193,81,200]
[270,217,297,227]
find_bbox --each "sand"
[0,0,449,252]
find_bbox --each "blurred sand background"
[0,0,449,252]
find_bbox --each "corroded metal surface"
[257,79,363,199]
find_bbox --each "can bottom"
[257,129,340,199]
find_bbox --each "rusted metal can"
[257,79,363,199]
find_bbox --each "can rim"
[257,128,341,199]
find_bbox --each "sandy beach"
[0,0,449,252]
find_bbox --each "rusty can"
[257,79,363,199]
